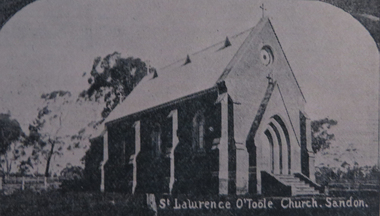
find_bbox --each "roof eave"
[105,86,219,127]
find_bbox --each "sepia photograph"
[0,0,378,215]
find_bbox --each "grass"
[0,190,154,216]
[0,190,378,216]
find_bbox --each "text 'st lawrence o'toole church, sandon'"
[86,17,324,196]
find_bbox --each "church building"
[88,17,323,196]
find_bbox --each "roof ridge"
[158,27,254,71]
[217,18,269,82]
[267,18,307,102]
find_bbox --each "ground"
[0,190,378,216]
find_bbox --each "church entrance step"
[273,174,321,196]
[294,190,320,196]
[262,171,322,196]
[294,185,313,189]
[295,187,317,192]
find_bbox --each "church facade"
[88,18,323,196]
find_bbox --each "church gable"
[220,18,305,104]
[220,18,306,143]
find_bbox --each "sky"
[0,0,378,165]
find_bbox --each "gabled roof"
[106,25,254,124]
[106,17,304,125]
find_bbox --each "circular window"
[260,46,274,66]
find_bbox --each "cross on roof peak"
[260,3,267,18]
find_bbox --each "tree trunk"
[0,155,2,190]
[45,142,55,177]
[4,153,10,177]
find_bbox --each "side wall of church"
[85,137,103,191]
[173,93,221,195]
[104,121,135,193]
[103,90,238,195]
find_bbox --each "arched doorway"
[264,129,274,173]
[264,115,291,175]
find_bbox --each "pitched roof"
[106,17,305,125]
[106,24,255,124]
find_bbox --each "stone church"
[86,17,323,196]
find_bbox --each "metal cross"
[260,3,266,18]
[146,60,150,74]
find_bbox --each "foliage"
[80,52,155,118]
[0,191,378,215]
[0,191,158,216]
[2,140,34,176]
[60,164,83,180]
[19,52,153,177]
[0,113,23,176]
[0,113,22,155]
[24,91,72,177]
[59,165,85,192]
[311,118,338,152]
[17,158,34,175]
[315,164,379,186]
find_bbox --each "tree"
[80,52,155,118]
[311,118,338,152]
[60,164,84,180]
[0,113,23,175]
[0,113,22,154]
[20,53,153,177]
[25,91,71,177]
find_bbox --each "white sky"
[0,0,378,164]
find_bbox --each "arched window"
[151,123,162,157]
[192,111,205,151]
